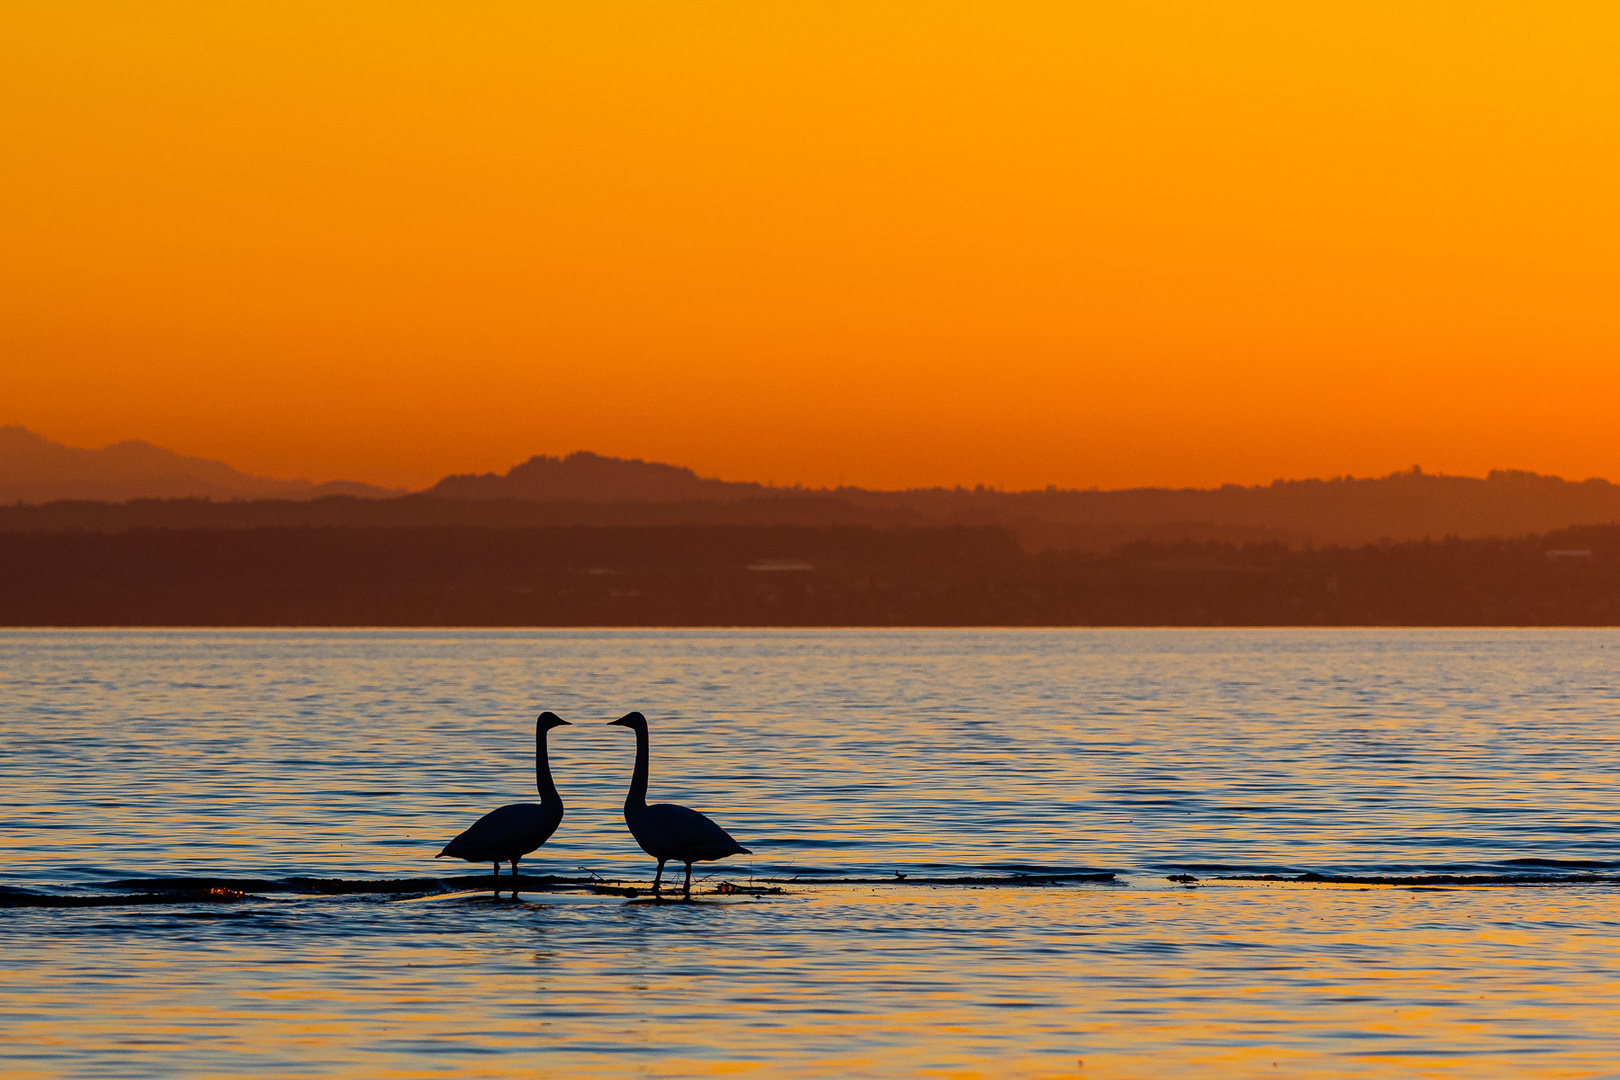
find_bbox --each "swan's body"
[609,711,750,898]
[437,712,569,896]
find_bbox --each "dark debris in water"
[93,874,588,896]
[714,882,784,895]
[18,874,786,906]
[1,885,258,909]
[290,874,583,895]
[0,871,1121,907]
[576,881,786,898]
[98,877,301,894]
[11,869,1612,906]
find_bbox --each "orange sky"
[3,3,1618,491]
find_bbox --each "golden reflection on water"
[3,883,1619,1078]
[4,628,1620,1077]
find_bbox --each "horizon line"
[7,425,1616,499]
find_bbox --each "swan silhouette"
[437,711,569,897]
[608,711,751,898]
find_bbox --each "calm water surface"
[2,629,1618,1077]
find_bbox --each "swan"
[608,711,751,898]
[436,711,570,897]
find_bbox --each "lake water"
[2,628,1619,1078]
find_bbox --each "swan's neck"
[535,725,562,808]
[625,724,649,812]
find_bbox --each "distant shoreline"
[4,523,1615,628]
[5,624,1618,631]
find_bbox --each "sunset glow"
[4,3,1617,490]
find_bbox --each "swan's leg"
[653,859,666,896]
[511,858,521,898]
[492,861,500,897]
[683,862,693,899]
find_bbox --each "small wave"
[1501,857,1620,870]
[1212,871,1620,887]
[809,871,1117,886]
[1,883,258,908]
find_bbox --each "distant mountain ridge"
[0,426,400,503]
[5,427,1620,549]
[419,450,1620,547]
[428,451,769,502]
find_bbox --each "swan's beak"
[608,712,639,727]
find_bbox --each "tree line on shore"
[2,523,1615,626]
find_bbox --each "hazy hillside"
[5,434,1620,548]
[854,468,1620,548]
[420,451,1620,547]
[0,493,933,533]
[0,427,400,503]
[428,451,768,502]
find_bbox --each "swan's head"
[537,711,570,731]
[608,711,647,731]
